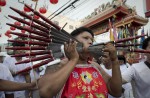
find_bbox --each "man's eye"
[84,37,88,39]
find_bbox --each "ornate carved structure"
[81,0,149,64]
[81,0,148,35]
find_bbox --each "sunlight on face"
[74,31,94,60]
[102,52,111,68]
[75,31,93,50]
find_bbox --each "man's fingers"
[67,39,72,51]
[64,42,67,51]
[103,47,109,52]
[72,41,77,50]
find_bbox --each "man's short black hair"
[142,36,150,49]
[12,37,25,47]
[12,42,25,47]
[71,27,94,37]
[118,55,126,64]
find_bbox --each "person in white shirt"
[0,51,37,98]
[101,53,134,98]
[122,36,150,98]
[0,52,14,98]
[117,55,134,98]
[28,61,40,98]
[3,42,32,98]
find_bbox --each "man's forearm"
[24,73,32,98]
[0,79,33,91]
[38,59,78,97]
[109,59,122,97]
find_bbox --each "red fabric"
[61,66,108,98]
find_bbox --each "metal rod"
[6,46,46,50]
[15,54,53,64]
[7,23,49,38]
[10,32,51,42]
[16,59,53,74]
[8,40,48,46]
[11,50,51,57]
[10,7,51,29]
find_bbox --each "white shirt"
[0,63,14,98]
[102,64,133,98]
[122,61,150,98]
[24,60,40,81]
[3,56,30,98]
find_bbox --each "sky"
[0,0,150,44]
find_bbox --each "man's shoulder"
[131,61,147,73]
[0,63,8,69]
[45,58,68,74]
[132,62,145,69]
[4,56,13,61]
[0,64,9,78]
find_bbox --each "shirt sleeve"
[0,65,14,94]
[3,56,16,74]
[6,68,14,81]
[122,66,135,82]
[3,56,9,67]
[4,67,14,94]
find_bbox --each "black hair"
[71,27,94,37]
[12,42,25,47]
[118,55,126,64]
[12,38,25,47]
[142,36,150,49]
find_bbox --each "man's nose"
[88,39,92,45]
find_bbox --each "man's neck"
[78,59,87,64]
[105,64,112,70]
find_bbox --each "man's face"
[102,52,112,69]
[75,31,93,60]
[75,31,93,50]
[145,41,150,60]
[14,50,25,54]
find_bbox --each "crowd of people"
[0,27,150,98]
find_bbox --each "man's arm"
[0,79,35,91]
[24,73,31,83]
[107,59,122,97]
[24,72,32,97]
[45,58,69,74]
[38,41,79,98]
[103,43,122,97]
